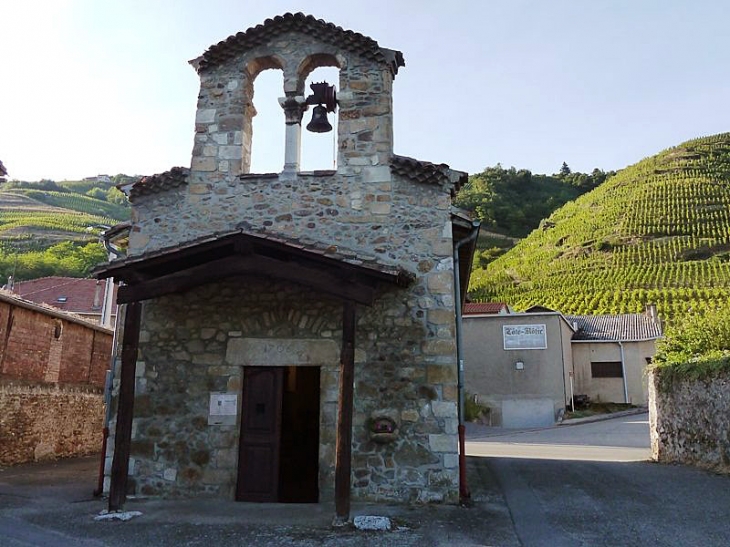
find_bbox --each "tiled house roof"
[566,314,662,342]
[463,302,510,315]
[195,12,405,76]
[129,167,189,201]
[391,155,467,197]
[14,277,117,316]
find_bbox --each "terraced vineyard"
[0,181,129,249]
[468,132,730,322]
[0,178,131,280]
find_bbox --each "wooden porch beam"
[117,255,378,306]
[334,301,356,524]
[108,301,142,511]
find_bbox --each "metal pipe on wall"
[453,219,480,504]
[618,341,629,403]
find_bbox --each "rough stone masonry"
[102,13,470,504]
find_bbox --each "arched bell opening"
[247,56,286,174]
[248,68,286,174]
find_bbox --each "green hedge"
[651,305,730,389]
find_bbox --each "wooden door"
[236,367,283,502]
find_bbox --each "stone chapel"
[97,13,479,520]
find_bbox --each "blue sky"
[1,0,728,181]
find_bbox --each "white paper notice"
[209,393,238,416]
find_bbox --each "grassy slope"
[468,132,730,321]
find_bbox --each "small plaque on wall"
[208,392,238,425]
[503,324,547,350]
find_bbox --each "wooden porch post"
[108,301,142,511]
[334,300,356,524]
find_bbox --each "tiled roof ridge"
[130,166,189,201]
[15,277,97,298]
[15,275,87,283]
[0,289,112,333]
[463,302,508,314]
[390,154,467,196]
[197,12,405,76]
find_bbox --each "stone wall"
[0,383,103,465]
[107,276,458,503]
[648,369,730,472]
[0,293,112,466]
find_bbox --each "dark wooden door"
[236,367,283,502]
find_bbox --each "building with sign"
[463,310,574,428]
[462,306,662,427]
[95,13,479,520]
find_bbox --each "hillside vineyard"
[469,133,730,321]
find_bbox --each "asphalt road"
[466,411,651,461]
[467,412,730,546]
[0,456,516,546]
[1,414,729,546]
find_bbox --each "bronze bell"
[306,105,332,133]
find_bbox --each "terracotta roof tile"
[463,302,510,315]
[566,314,662,342]
[196,13,405,77]
[130,167,189,201]
[14,277,117,315]
[390,155,467,197]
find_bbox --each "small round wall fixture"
[368,416,398,444]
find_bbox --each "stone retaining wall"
[0,383,103,466]
[648,369,730,472]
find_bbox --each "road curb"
[558,408,648,427]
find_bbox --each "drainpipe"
[453,219,480,504]
[93,226,124,497]
[618,341,629,404]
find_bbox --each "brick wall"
[0,292,113,465]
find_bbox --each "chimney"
[93,280,103,309]
[645,303,658,323]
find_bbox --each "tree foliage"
[3,179,66,192]
[652,304,730,385]
[455,164,612,238]
[0,241,107,282]
[86,187,108,201]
